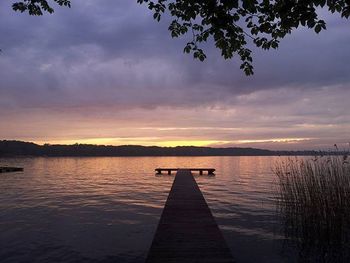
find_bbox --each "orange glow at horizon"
[235,138,312,144]
[34,138,231,147]
[33,137,311,147]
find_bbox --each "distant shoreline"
[0,140,347,157]
[0,155,344,158]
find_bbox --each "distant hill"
[0,140,331,157]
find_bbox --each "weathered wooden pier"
[146,169,234,263]
[0,167,23,173]
[155,168,215,175]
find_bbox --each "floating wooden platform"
[146,169,234,263]
[155,168,215,175]
[0,167,24,173]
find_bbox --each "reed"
[274,155,350,262]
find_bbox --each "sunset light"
[1,1,350,262]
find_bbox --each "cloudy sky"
[0,0,349,150]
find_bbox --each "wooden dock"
[0,167,23,173]
[146,169,234,263]
[155,168,215,175]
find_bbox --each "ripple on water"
[1,156,298,263]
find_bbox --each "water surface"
[0,157,298,262]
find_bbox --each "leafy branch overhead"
[137,0,350,75]
[12,1,350,75]
[12,0,70,16]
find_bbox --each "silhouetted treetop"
[12,0,350,75]
[0,140,335,157]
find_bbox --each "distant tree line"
[0,140,341,157]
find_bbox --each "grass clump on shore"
[275,155,350,262]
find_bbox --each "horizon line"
[1,140,346,153]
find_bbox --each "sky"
[0,0,349,150]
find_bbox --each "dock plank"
[146,169,234,263]
[155,168,215,175]
[0,167,23,173]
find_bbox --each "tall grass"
[275,155,350,262]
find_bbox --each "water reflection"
[1,156,348,262]
[0,157,175,263]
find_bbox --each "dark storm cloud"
[0,0,349,149]
[1,0,350,109]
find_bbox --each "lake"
[0,156,309,262]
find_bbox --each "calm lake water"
[0,156,303,262]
